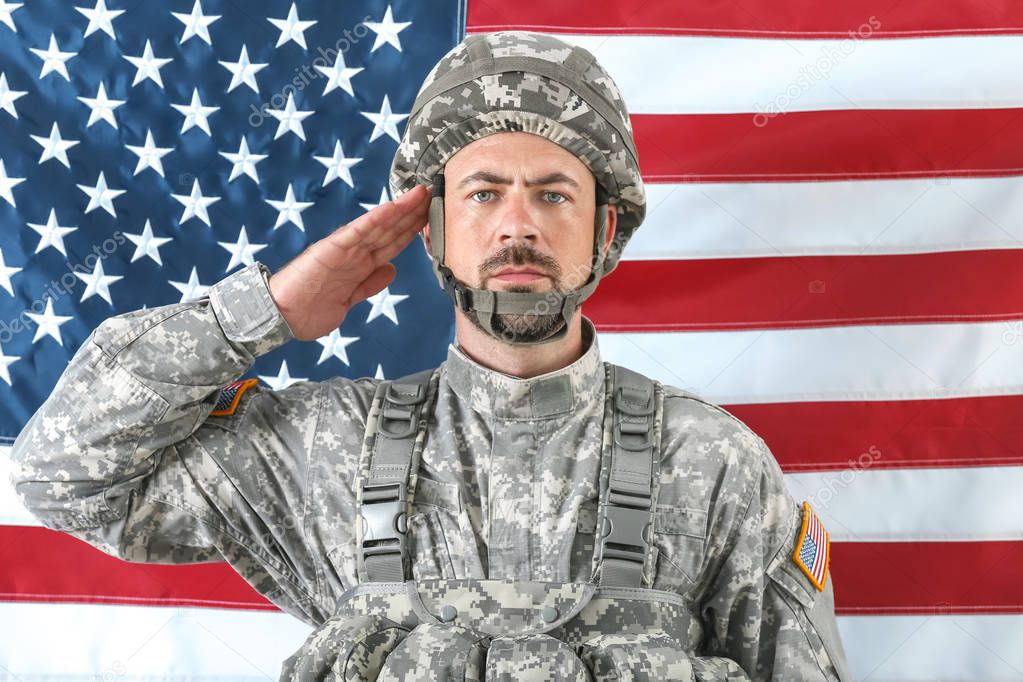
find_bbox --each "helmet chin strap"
[426,173,609,346]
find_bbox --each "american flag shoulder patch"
[210,378,259,417]
[793,500,831,592]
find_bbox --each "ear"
[422,222,433,257]
[601,204,618,258]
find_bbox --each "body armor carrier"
[281,364,703,680]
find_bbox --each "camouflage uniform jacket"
[9,261,850,680]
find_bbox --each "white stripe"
[810,514,825,582]
[838,613,1023,680]
[598,321,1023,404]
[553,34,1023,113]
[784,465,1023,542]
[632,177,1023,260]
[0,446,39,527]
[0,601,312,679]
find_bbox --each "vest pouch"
[280,614,409,681]
[578,631,695,681]
[376,621,488,681]
[485,634,589,681]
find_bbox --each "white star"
[218,225,267,271]
[77,82,124,129]
[364,6,411,53]
[266,184,314,231]
[315,329,358,366]
[219,45,267,94]
[171,178,219,227]
[25,297,73,346]
[168,266,210,302]
[314,140,362,189]
[27,209,77,257]
[29,34,76,81]
[76,0,124,40]
[0,342,18,386]
[267,92,312,141]
[365,287,408,325]
[30,122,79,168]
[124,219,173,265]
[74,257,122,305]
[258,360,307,391]
[0,158,26,208]
[123,39,172,89]
[171,87,219,136]
[126,129,173,177]
[374,364,385,380]
[220,136,266,183]
[0,2,22,32]
[0,72,27,117]
[268,3,317,50]
[359,187,388,213]
[361,95,408,143]
[0,246,22,296]
[315,51,363,97]
[76,171,125,217]
[266,184,313,231]
[172,0,220,46]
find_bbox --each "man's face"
[427,132,616,343]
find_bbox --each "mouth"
[490,267,549,284]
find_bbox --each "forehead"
[444,132,591,180]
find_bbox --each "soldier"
[9,31,850,680]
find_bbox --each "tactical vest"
[281,363,699,680]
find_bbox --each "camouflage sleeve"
[695,432,852,681]
[6,261,339,624]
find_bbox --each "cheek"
[438,216,484,277]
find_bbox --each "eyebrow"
[455,170,582,191]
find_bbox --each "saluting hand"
[268,184,431,341]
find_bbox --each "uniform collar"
[443,316,605,419]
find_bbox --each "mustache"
[479,243,562,280]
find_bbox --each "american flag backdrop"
[2,0,1023,679]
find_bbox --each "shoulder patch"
[793,501,830,592]
[210,378,259,416]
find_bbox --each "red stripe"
[587,251,1023,332]
[721,396,1023,472]
[0,526,276,611]
[811,516,826,582]
[831,541,1023,615]
[631,110,1023,182]
[467,0,1023,38]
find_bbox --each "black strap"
[358,368,436,583]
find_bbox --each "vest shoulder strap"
[595,363,664,588]
[357,367,438,583]
[355,363,664,589]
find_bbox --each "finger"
[345,263,397,309]
[328,186,429,251]
[370,219,427,265]
[352,187,430,248]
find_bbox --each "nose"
[497,192,539,246]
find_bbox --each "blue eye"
[471,190,494,203]
[544,191,566,204]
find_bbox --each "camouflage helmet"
[388,31,646,345]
